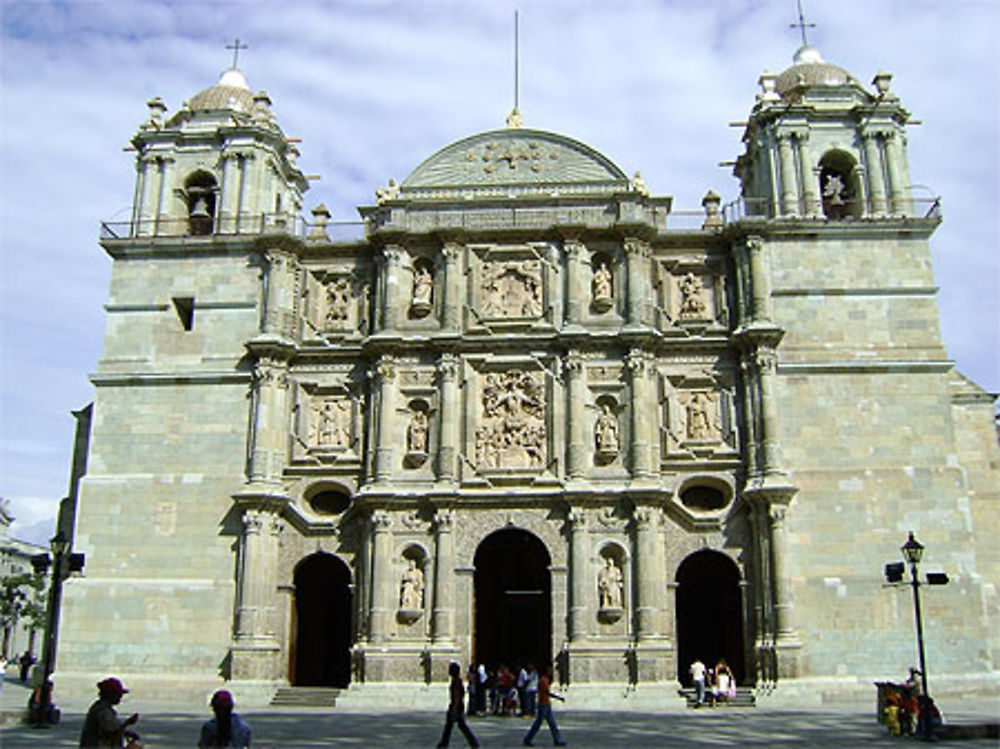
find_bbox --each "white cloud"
[1,0,997,538]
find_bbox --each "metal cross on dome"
[226,38,249,68]
[790,0,816,47]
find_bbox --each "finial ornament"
[790,0,816,47]
[506,107,524,129]
[226,38,248,69]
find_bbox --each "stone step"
[678,687,756,708]
[270,687,340,708]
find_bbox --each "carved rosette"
[475,370,547,470]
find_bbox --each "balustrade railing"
[100,213,368,242]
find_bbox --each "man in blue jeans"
[523,665,566,746]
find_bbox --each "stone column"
[769,504,795,642]
[247,356,290,483]
[567,508,590,642]
[740,356,760,478]
[380,245,406,331]
[368,510,393,644]
[884,131,909,215]
[633,505,666,642]
[863,134,887,216]
[236,153,252,233]
[431,510,456,643]
[745,236,772,323]
[219,151,240,233]
[777,133,799,216]
[564,239,587,326]
[231,508,282,679]
[373,355,397,482]
[436,354,460,482]
[441,242,463,331]
[263,249,298,340]
[134,156,154,236]
[755,348,783,477]
[623,238,650,327]
[795,134,819,217]
[565,351,588,479]
[626,348,656,479]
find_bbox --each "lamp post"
[28,529,84,726]
[884,532,948,740]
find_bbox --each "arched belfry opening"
[473,528,551,670]
[818,150,862,220]
[184,170,218,235]
[290,552,353,687]
[675,550,747,686]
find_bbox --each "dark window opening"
[308,490,351,515]
[173,297,194,331]
[680,485,728,512]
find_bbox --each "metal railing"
[723,195,942,223]
[99,214,368,242]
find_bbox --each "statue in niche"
[679,272,708,318]
[686,392,715,441]
[598,556,624,609]
[407,409,429,454]
[310,398,350,447]
[595,404,619,453]
[411,265,433,308]
[481,261,543,318]
[592,262,613,311]
[325,277,351,325]
[823,173,846,206]
[399,558,424,610]
[476,370,547,469]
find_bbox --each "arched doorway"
[291,552,352,687]
[474,529,551,670]
[675,550,746,685]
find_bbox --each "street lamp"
[28,529,85,726]
[884,531,949,740]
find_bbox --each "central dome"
[775,45,862,98]
[401,128,630,198]
[187,67,255,112]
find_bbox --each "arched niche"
[818,150,862,220]
[183,170,218,235]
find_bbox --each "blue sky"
[1,0,997,544]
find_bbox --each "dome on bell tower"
[775,45,862,99]
[187,67,255,113]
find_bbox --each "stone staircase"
[678,687,756,708]
[269,687,340,708]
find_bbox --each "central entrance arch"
[474,528,551,669]
[675,550,747,686]
[291,552,352,687]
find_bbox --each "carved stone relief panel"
[655,260,724,329]
[399,365,437,470]
[474,369,548,470]
[303,269,368,336]
[469,244,553,326]
[291,376,362,463]
[661,366,739,460]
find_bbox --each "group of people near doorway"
[464,661,542,718]
[76,676,251,748]
[439,661,566,747]
[688,658,737,707]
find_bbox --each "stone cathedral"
[56,44,999,705]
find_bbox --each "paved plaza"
[2,680,998,748]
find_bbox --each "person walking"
[198,689,252,748]
[438,662,479,748]
[522,665,566,746]
[689,659,707,707]
[79,677,139,748]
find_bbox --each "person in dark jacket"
[79,677,138,748]
[437,662,479,748]
[199,689,252,748]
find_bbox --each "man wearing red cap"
[79,677,139,748]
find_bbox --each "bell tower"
[128,65,307,236]
[735,45,915,220]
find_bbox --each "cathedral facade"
[56,46,999,703]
